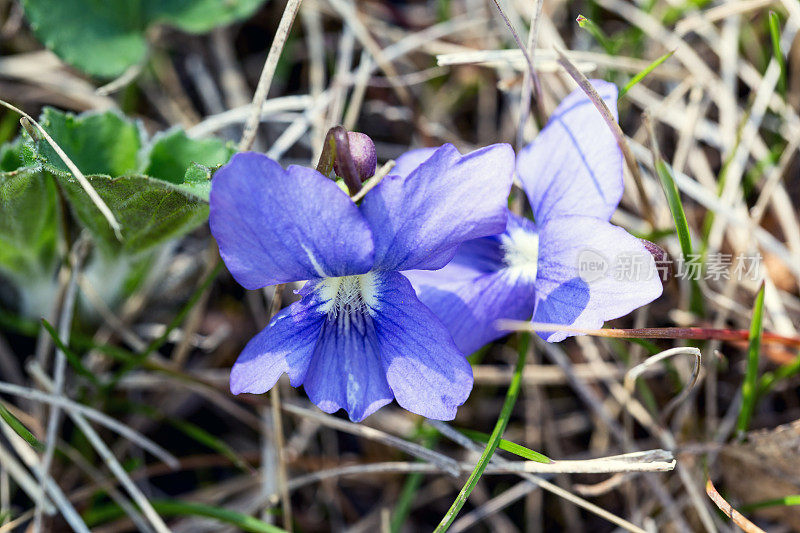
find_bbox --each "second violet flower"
[406,80,664,354]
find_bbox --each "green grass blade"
[167,417,254,473]
[433,333,529,532]
[86,499,286,532]
[576,15,616,54]
[758,353,800,396]
[457,429,550,463]
[737,282,766,433]
[41,318,102,387]
[652,156,703,313]
[618,50,674,100]
[152,500,287,532]
[390,429,439,533]
[768,11,787,95]
[654,159,692,266]
[741,494,800,512]
[0,401,44,451]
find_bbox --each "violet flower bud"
[333,131,377,183]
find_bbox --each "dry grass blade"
[35,241,85,531]
[706,478,766,533]
[624,347,702,422]
[350,160,395,202]
[0,443,53,515]
[0,378,179,468]
[282,402,460,475]
[239,0,303,151]
[31,368,171,533]
[428,421,649,533]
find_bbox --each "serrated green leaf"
[58,173,209,256]
[145,129,233,183]
[23,0,267,78]
[37,108,141,176]
[143,129,234,200]
[28,108,212,255]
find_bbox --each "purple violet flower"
[405,80,664,354]
[209,143,514,421]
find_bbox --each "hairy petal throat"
[318,273,379,333]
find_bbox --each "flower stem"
[433,333,529,532]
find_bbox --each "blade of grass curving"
[768,11,787,95]
[618,50,675,100]
[32,368,172,533]
[645,116,692,255]
[737,282,766,433]
[0,378,179,468]
[741,495,800,512]
[40,319,101,387]
[0,401,44,452]
[457,429,550,463]
[433,333,529,532]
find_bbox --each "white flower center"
[500,226,539,281]
[318,272,379,325]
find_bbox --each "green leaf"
[58,173,209,256]
[150,0,267,33]
[22,0,267,78]
[0,169,60,283]
[37,107,142,177]
[29,108,213,254]
[1,107,224,314]
[653,154,703,313]
[143,129,234,200]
